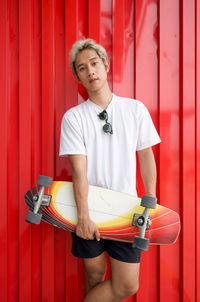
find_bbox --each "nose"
[87,65,95,77]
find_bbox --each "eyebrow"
[77,56,99,68]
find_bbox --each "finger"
[88,234,95,240]
[95,230,101,241]
[76,230,85,239]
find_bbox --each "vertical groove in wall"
[0,0,199,301]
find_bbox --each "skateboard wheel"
[137,216,145,226]
[37,175,53,188]
[33,194,39,202]
[133,236,150,251]
[141,196,157,209]
[26,211,42,225]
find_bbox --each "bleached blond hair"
[69,38,108,79]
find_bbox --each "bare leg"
[84,252,107,294]
[83,257,140,302]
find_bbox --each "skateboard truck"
[25,175,53,225]
[132,196,157,251]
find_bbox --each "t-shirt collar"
[87,93,115,114]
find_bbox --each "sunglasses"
[98,110,113,134]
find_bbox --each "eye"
[92,61,98,66]
[79,66,85,72]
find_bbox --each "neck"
[88,83,113,110]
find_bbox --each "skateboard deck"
[25,176,180,251]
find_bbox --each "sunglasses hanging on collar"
[98,110,113,134]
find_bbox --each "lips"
[89,78,98,83]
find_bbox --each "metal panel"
[159,1,180,301]
[0,0,199,301]
[134,2,159,302]
[0,1,8,301]
[19,0,33,301]
[181,1,196,301]
[196,2,200,302]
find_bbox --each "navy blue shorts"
[72,233,141,263]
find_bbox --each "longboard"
[25,175,180,251]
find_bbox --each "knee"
[86,270,105,288]
[112,280,139,299]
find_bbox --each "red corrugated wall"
[0,0,199,301]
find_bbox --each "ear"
[105,61,110,73]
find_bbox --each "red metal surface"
[159,1,180,301]
[196,2,200,302]
[0,0,199,301]
[0,1,8,301]
[19,0,32,301]
[134,2,159,301]
[181,1,196,302]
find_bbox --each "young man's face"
[75,48,109,94]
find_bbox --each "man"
[59,39,161,302]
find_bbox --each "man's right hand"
[68,155,100,241]
[76,217,101,241]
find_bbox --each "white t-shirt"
[59,94,161,196]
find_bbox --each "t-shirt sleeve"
[136,102,161,151]
[59,111,86,156]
